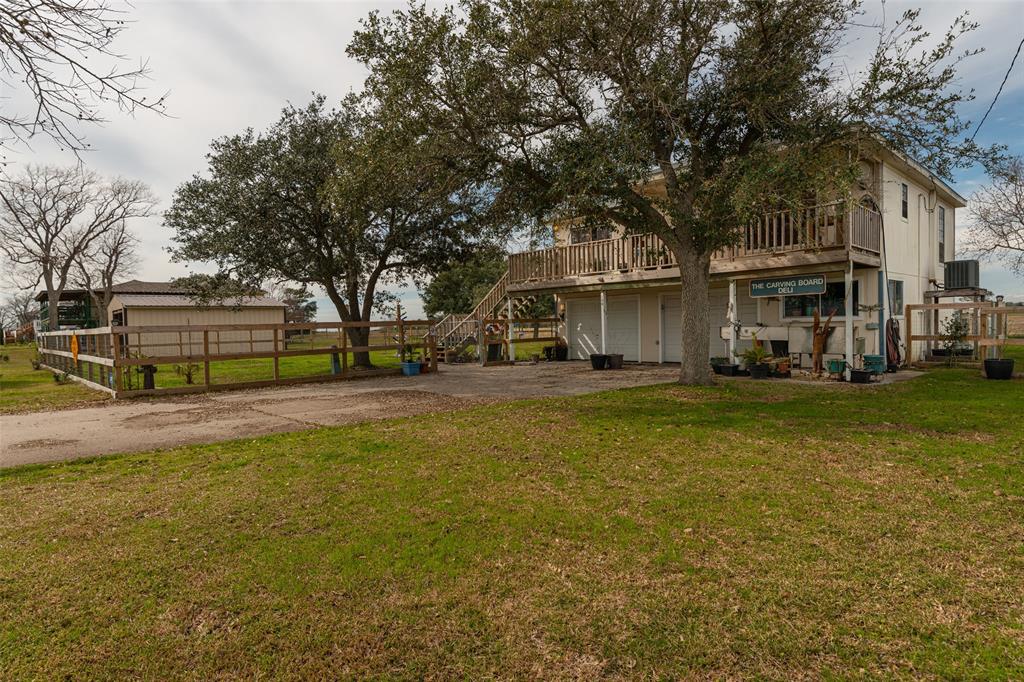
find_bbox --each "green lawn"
[0,344,110,414]
[1,370,1022,678]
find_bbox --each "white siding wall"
[109,303,284,358]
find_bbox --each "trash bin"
[589,353,608,370]
[487,343,502,361]
[606,353,624,369]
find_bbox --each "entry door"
[567,298,601,359]
[606,298,639,361]
[661,296,682,363]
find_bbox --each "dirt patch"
[9,438,80,450]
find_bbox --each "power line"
[970,34,1024,142]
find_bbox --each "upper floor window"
[569,225,612,244]
[937,206,946,263]
[900,183,909,219]
[783,281,859,318]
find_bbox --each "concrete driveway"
[1,362,679,468]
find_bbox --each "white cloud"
[3,0,1022,306]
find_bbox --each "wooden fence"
[36,319,439,399]
[904,302,1024,363]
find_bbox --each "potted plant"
[740,344,773,379]
[984,340,1015,380]
[941,311,971,366]
[772,356,791,378]
[710,356,729,375]
[849,367,872,384]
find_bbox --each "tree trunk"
[346,326,373,369]
[676,249,713,386]
[47,290,60,331]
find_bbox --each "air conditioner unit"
[944,260,980,289]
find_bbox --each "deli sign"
[749,274,826,298]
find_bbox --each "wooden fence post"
[272,327,280,383]
[112,331,123,394]
[203,330,211,388]
[429,334,438,374]
[397,306,406,364]
[341,324,349,376]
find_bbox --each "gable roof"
[112,293,285,308]
[109,280,185,294]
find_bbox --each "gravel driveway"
[1,362,679,468]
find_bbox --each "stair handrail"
[439,271,509,346]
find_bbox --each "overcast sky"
[6,0,1024,315]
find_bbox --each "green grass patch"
[0,344,110,414]
[1,369,1022,677]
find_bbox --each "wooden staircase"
[430,271,540,361]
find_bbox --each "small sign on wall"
[749,274,826,298]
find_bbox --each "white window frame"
[887,279,905,318]
[781,279,863,321]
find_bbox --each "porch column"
[727,280,738,360]
[845,261,854,381]
[599,290,608,354]
[877,270,887,362]
[507,297,515,362]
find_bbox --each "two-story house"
[438,142,967,370]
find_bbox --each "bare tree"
[0,165,156,329]
[0,289,37,339]
[0,0,167,153]
[965,157,1024,279]
[73,220,139,324]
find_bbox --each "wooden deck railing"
[509,201,881,285]
[36,318,439,398]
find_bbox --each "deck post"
[507,297,515,363]
[877,270,887,363]
[727,279,738,361]
[845,260,854,380]
[478,317,485,366]
[599,289,607,354]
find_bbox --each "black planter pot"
[554,346,568,361]
[487,343,502,361]
[719,363,739,377]
[543,346,554,361]
[749,362,771,379]
[606,353,624,369]
[589,353,608,370]
[984,358,1015,380]
[711,363,723,375]
[850,369,872,384]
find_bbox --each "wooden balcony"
[507,201,881,292]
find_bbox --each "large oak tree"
[166,94,501,368]
[351,0,995,384]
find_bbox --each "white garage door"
[662,288,758,361]
[606,298,639,361]
[567,298,601,359]
[661,296,682,362]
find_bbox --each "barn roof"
[112,293,285,308]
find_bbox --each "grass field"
[0,344,110,414]
[1,369,1021,678]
